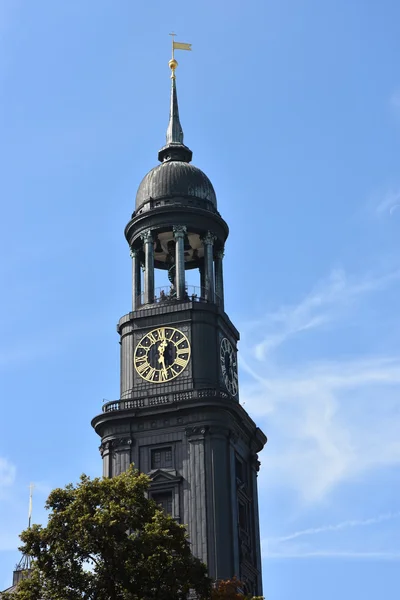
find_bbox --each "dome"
[135,160,217,213]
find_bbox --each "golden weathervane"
[168,33,192,78]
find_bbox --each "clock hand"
[159,354,168,377]
[158,340,168,377]
[158,340,168,358]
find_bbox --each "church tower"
[91,50,267,596]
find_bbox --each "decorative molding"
[99,438,133,457]
[99,441,111,457]
[201,231,217,245]
[174,391,193,402]
[185,425,208,440]
[215,248,225,259]
[197,389,229,399]
[172,225,187,238]
[140,229,154,244]
[250,452,261,472]
[113,437,133,448]
[129,247,139,259]
[149,469,182,485]
[126,209,228,253]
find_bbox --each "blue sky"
[1,1,400,598]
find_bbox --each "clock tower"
[91,54,267,596]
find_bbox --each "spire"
[158,37,193,163]
[166,72,184,145]
[12,484,34,587]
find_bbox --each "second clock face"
[220,337,238,396]
[134,327,191,384]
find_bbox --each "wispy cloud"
[243,356,400,501]
[240,267,400,502]
[262,513,400,560]
[270,512,400,543]
[250,268,400,361]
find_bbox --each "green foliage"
[3,466,211,600]
[211,577,264,600]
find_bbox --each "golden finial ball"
[169,58,178,71]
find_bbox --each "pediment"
[148,469,181,483]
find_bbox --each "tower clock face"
[220,337,238,396]
[134,327,191,384]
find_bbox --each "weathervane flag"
[169,34,192,64]
[173,41,192,51]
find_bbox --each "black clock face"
[134,327,191,384]
[220,337,238,396]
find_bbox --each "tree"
[211,578,264,600]
[3,466,211,600]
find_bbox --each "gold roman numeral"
[174,357,187,368]
[160,369,169,382]
[147,331,157,345]
[145,367,156,381]
[136,362,150,375]
[135,354,147,364]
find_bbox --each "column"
[208,427,233,580]
[201,231,216,302]
[173,225,187,300]
[185,426,208,566]
[110,437,133,477]
[99,441,111,478]
[140,229,154,304]
[214,248,225,310]
[199,261,206,298]
[130,247,141,310]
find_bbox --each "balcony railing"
[102,388,232,413]
[136,285,221,308]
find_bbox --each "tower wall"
[93,393,265,593]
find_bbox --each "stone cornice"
[125,204,228,250]
[93,394,267,453]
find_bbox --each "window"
[151,446,173,469]
[152,492,173,515]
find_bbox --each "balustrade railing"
[136,285,221,309]
[102,388,231,413]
